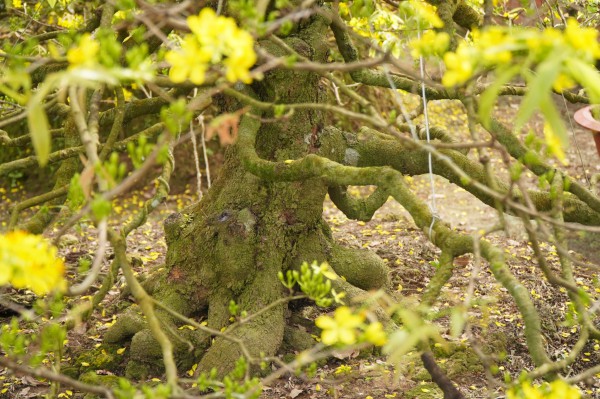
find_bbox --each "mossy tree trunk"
[104,14,389,378]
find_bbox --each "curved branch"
[349,128,600,226]
[0,123,164,176]
[488,118,600,215]
[237,112,551,367]
[0,128,64,147]
[8,185,68,230]
[329,15,452,100]
[328,185,389,221]
[422,251,455,307]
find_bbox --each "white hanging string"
[381,32,439,239]
[417,29,439,239]
[199,114,212,188]
[382,64,419,140]
[190,88,203,199]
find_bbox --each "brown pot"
[574,105,600,158]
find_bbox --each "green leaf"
[27,102,51,167]
[450,307,466,337]
[515,56,562,133]
[350,0,375,17]
[383,330,420,363]
[539,95,568,150]
[479,66,520,129]
[91,196,112,220]
[565,58,600,104]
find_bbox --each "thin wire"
[417,30,439,239]
[379,31,438,239]
[381,65,419,140]
[190,89,203,199]
[199,114,212,188]
[367,18,438,237]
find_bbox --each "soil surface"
[1,94,599,399]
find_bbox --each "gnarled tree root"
[97,236,391,380]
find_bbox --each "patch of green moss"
[74,344,125,377]
[445,347,483,377]
[80,371,125,399]
[125,361,154,381]
[79,370,121,387]
[405,382,442,399]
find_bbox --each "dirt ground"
[1,94,600,398]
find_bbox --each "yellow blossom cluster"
[57,13,84,30]
[404,0,443,28]
[347,12,405,58]
[341,1,442,59]
[0,231,66,295]
[409,30,450,59]
[507,380,581,399]
[165,8,256,85]
[315,306,387,347]
[443,20,600,88]
[66,33,99,67]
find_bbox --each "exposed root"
[329,243,390,291]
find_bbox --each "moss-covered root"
[103,306,146,344]
[103,296,208,379]
[280,324,317,356]
[125,328,208,380]
[197,299,286,377]
[328,243,390,291]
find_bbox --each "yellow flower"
[310,261,338,280]
[552,73,576,93]
[475,28,515,65]
[57,14,84,29]
[12,0,22,8]
[547,380,581,399]
[565,18,600,59]
[165,8,256,85]
[442,45,474,87]
[67,34,99,67]
[315,306,364,346]
[362,322,387,346]
[338,2,351,20]
[507,380,581,399]
[409,0,443,28]
[0,231,66,295]
[223,31,257,83]
[410,30,449,59]
[543,122,567,164]
[165,36,210,84]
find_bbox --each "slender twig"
[0,357,114,399]
[67,219,108,296]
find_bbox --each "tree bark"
[103,14,390,379]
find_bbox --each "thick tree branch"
[328,185,389,222]
[237,111,552,367]
[349,128,600,226]
[0,123,164,176]
[0,357,114,399]
[421,351,464,399]
[488,118,600,215]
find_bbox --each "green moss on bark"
[103,14,391,379]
